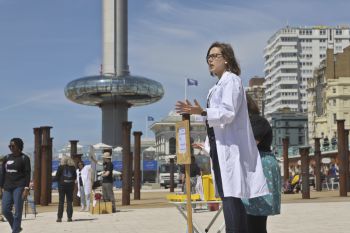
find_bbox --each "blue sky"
[0,0,349,155]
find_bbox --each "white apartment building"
[264,26,350,120]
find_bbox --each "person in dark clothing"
[54,155,77,222]
[101,152,116,213]
[180,156,201,194]
[242,94,281,233]
[0,138,31,233]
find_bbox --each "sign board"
[176,120,191,164]
[113,160,123,171]
[143,160,157,171]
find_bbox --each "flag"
[147,116,154,121]
[187,78,198,86]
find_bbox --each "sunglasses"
[8,144,16,149]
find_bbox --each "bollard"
[282,138,289,185]
[40,126,52,206]
[299,146,311,199]
[133,131,142,200]
[70,140,81,206]
[169,158,175,193]
[33,127,42,205]
[337,120,347,197]
[122,121,132,205]
[314,138,322,191]
[344,130,350,192]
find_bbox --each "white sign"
[178,127,187,153]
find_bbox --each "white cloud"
[150,0,175,13]
[0,88,68,112]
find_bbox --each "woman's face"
[207,47,227,77]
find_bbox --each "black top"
[102,161,114,183]
[54,165,77,186]
[0,153,31,191]
[78,169,83,186]
[249,114,272,152]
[180,163,201,178]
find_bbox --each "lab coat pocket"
[224,145,239,172]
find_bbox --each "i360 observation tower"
[65,0,164,147]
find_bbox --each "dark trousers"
[57,183,74,219]
[222,197,248,233]
[247,215,267,233]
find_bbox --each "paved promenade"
[1,190,349,233]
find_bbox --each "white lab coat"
[76,165,92,197]
[204,71,269,198]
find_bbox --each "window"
[333,113,337,124]
[336,29,342,35]
[333,88,336,93]
[333,99,336,106]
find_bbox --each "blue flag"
[187,78,198,86]
[147,116,154,121]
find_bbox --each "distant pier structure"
[65,0,164,147]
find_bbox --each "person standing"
[76,161,92,211]
[0,138,31,233]
[101,152,116,213]
[180,156,201,194]
[54,156,77,222]
[242,94,281,233]
[176,42,269,233]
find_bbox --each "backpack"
[62,166,74,182]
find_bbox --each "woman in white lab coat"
[76,161,92,212]
[176,42,269,233]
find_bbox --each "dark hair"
[206,42,241,76]
[10,138,24,151]
[246,94,260,115]
[78,161,85,166]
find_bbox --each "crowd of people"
[0,138,119,232]
[1,42,288,233]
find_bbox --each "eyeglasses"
[8,145,15,149]
[206,53,223,62]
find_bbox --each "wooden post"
[299,146,310,199]
[314,137,322,191]
[169,158,175,193]
[69,140,81,206]
[129,152,133,194]
[182,113,193,233]
[69,140,79,158]
[282,138,289,185]
[344,129,349,192]
[122,121,132,205]
[40,126,52,206]
[48,137,53,203]
[133,131,142,200]
[33,127,42,205]
[337,120,347,196]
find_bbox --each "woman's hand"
[192,142,204,150]
[175,99,204,115]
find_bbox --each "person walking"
[76,161,92,212]
[176,42,269,233]
[101,152,116,213]
[242,94,281,233]
[54,156,77,222]
[0,138,31,233]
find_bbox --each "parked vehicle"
[159,163,180,188]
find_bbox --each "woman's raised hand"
[175,99,203,115]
